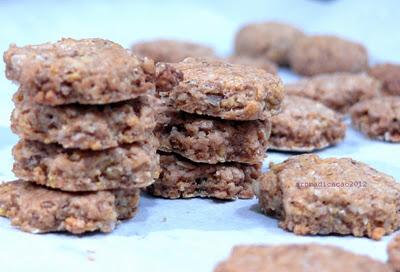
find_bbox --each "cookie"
[215,244,392,272]
[254,154,400,240]
[388,235,400,272]
[170,58,284,120]
[285,73,380,113]
[132,39,215,63]
[270,95,346,152]
[234,22,304,65]
[4,38,155,105]
[227,55,277,75]
[146,153,260,200]
[350,96,400,142]
[11,91,156,150]
[0,180,139,234]
[12,139,159,191]
[368,63,400,96]
[289,35,368,76]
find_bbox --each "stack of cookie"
[1,38,160,234]
[148,58,284,199]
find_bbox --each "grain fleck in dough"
[234,22,304,65]
[214,244,392,272]
[350,96,400,142]
[289,35,368,76]
[0,180,140,234]
[254,154,400,240]
[270,95,345,152]
[285,72,380,113]
[368,63,400,96]
[4,38,155,105]
[170,57,284,120]
[227,55,277,75]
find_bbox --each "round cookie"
[270,95,346,152]
[132,39,215,63]
[254,154,400,240]
[289,35,368,76]
[4,38,155,105]
[350,96,400,142]
[215,244,392,272]
[234,22,304,65]
[170,57,284,120]
[227,55,278,75]
[368,63,400,96]
[285,73,380,113]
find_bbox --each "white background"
[0,0,400,271]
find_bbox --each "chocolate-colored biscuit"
[289,35,368,76]
[234,22,304,65]
[4,38,155,105]
[12,139,159,191]
[368,63,400,96]
[170,58,284,120]
[146,153,260,200]
[227,55,277,75]
[254,154,400,240]
[350,96,400,142]
[215,244,392,272]
[270,96,345,152]
[0,180,139,234]
[132,39,215,63]
[156,110,270,164]
[285,73,380,113]
[11,91,156,150]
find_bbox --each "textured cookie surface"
[227,55,277,75]
[254,154,400,240]
[132,39,215,63]
[170,58,284,120]
[270,95,345,151]
[368,63,400,96]
[289,35,368,76]
[146,153,260,200]
[285,73,380,113]
[0,180,139,234]
[350,96,400,142]
[12,139,159,191]
[215,244,392,272]
[234,22,304,65]
[4,38,155,105]
[12,91,156,150]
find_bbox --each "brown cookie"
[289,35,368,76]
[0,180,139,234]
[132,39,215,63]
[350,96,400,142]
[170,57,284,120]
[388,235,400,272]
[146,153,260,200]
[285,73,380,113]
[12,139,159,191]
[270,95,346,152]
[215,244,392,272]
[368,63,400,96]
[4,38,155,105]
[254,154,400,240]
[227,55,278,75]
[234,22,304,65]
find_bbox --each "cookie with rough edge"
[227,55,277,75]
[368,63,400,96]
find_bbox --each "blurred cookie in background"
[368,63,400,96]
[227,55,278,75]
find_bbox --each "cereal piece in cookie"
[254,154,400,240]
[132,39,215,63]
[234,22,304,65]
[270,95,345,152]
[227,55,277,75]
[0,180,139,234]
[170,57,284,120]
[215,244,392,272]
[12,139,159,191]
[285,73,380,113]
[4,38,155,105]
[368,63,400,96]
[146,153,260,200]
[350,96,400,142]
[388,235,400,272]
[289,35,368,76]
[156,110,270,164]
